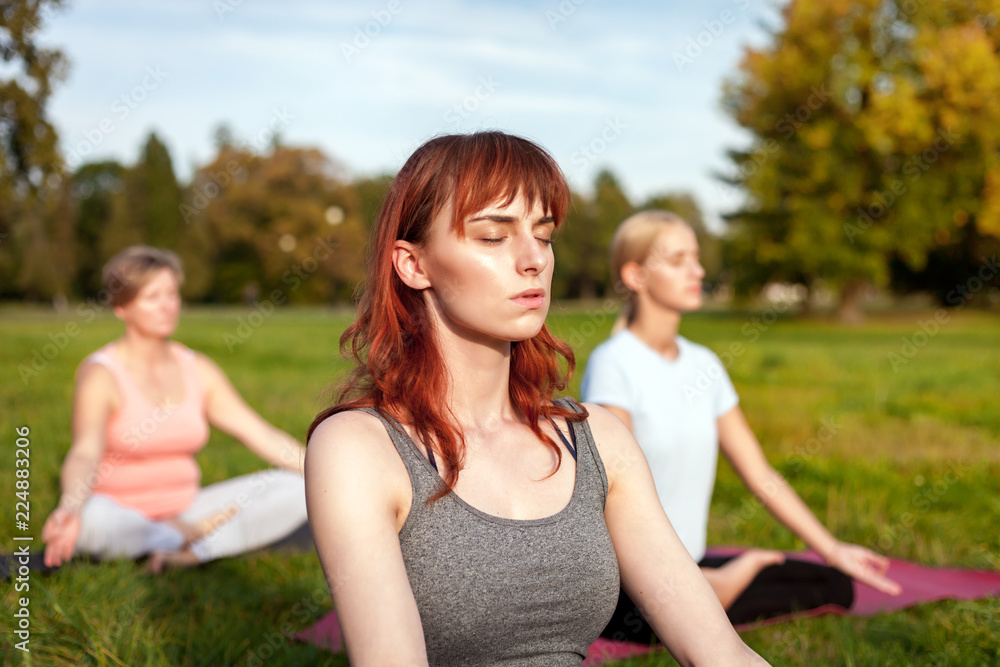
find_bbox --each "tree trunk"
[837,280,866,325]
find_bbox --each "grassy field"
[2,302,999,666]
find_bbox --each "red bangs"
[447,133,570,234]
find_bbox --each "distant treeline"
[2,129,722,306]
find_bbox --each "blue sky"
[41,0,778,230]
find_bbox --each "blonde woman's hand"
[825,541,902,596]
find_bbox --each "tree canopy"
[722,0,1000,319]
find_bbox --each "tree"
[722,0,1000,321]
[183,143,365,303]
[103,132,183,250]
[353,172,394,232]
[0,0,69,300]
[72,160,125,294]
[556,170,632,299]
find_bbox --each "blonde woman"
[582,210,900,642]
[42,246,307,572]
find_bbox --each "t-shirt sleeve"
[581,346,635,413]
[713,353,740,417]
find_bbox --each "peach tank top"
[88,342,210,519]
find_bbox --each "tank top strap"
[85,343,204,412]
[554,397,611,507]
[84,345,130,389]
[169,342,206,407]
[355,407,443,504]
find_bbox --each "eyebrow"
[467,215,556,225]
[651,247,699,259]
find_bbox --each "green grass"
[2,303,999,665]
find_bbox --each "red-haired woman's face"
[114,267,182,339]
[398,192,555,347]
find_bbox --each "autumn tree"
[722,0,1000,320]
[0,0,69,300]
[183,143,365,303]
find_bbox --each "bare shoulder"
[190,350,228,385]
[306,410,410,510]
[581,403,649,490]
[75,356,118,403]
[308,409,398,459]
[581,402,637,452]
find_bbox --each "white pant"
[76,469,307,562]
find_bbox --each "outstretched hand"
[42,508,81,568]
[825,541,902,596]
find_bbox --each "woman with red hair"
[305,132,768,666]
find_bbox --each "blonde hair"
[609,210,689,333]
[102,245,184,308]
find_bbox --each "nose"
[692,258,705,279]
[515,232,549,275]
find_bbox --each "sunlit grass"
[2,303,998,665]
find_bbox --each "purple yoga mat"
[295,550,1000,663]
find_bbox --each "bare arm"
[588,404,768,666]
[42,362,115,566]
[196,354,305,474]
[718,406,900,595]
[305,411,428,666]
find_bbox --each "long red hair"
[309,132,587,497]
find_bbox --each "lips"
[511,288,546,308]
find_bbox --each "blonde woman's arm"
[718,405,900,595]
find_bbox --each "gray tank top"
[359,398,620,666]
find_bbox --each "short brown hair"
[102,245,184,308]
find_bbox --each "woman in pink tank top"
[41,246,308,572]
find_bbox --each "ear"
[619,260,647,293]
[392,240,431,290]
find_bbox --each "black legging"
[600,555,854,644]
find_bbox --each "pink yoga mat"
[296,550,1000,663]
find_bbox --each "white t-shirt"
[581,330,739,562]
